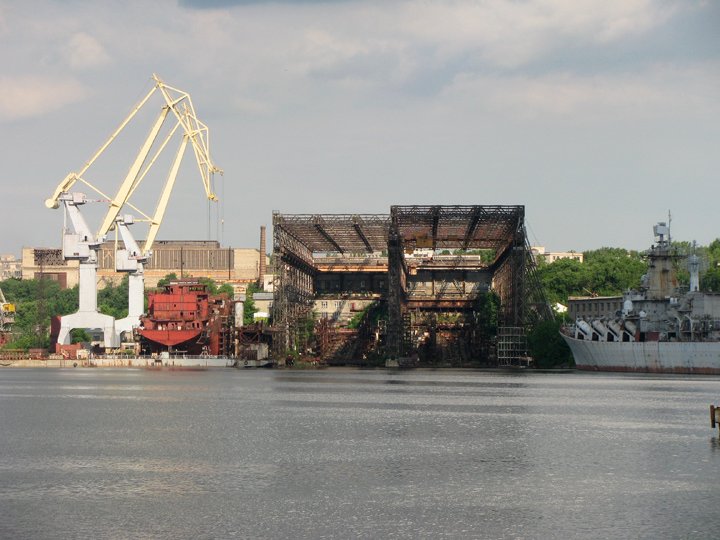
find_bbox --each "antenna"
[668,210,672,244]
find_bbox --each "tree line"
[0,274,239,350]
[537,239,720,306]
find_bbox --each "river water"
[1,368,719,539]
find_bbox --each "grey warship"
[562,222,720,373]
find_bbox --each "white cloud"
[0,76,88,121]
[62,32,111,70]
[439,61,720,120]
[314,0,678,72]
[0,0,717,254]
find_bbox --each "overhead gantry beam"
[462,206,483,250]
[352,215,374,253]
[431,205,441,250]
[313,216,344,254]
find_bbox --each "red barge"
[138,280,234,356]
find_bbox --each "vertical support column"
[259,225,267,285]
[386,211,404,359]
[271,221,286,362]
[271,217,316,363]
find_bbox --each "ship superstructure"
[562,223,720,373]
[137,280,234,357]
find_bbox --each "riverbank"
[0,357,234,368]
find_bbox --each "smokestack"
[689,254,700,292]
[259,225,267,286]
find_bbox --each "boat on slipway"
[137,280,234,358]
[561,222,720,374]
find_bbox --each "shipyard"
[0,75,561,370]
[2,3,720,539]
[1,76,719,373]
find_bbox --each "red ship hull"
[140,328,202,347]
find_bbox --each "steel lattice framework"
[272,207,551,362]
[272,213,390,254]
[390,205,524,254]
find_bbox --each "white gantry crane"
[45,74,222,349]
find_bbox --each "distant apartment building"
[252,291,274,319]
[531,246,583,264]
[567,296,623,320]
[0,254,22,281]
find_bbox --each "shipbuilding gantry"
[271,206,551,366]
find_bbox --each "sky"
[1,0,719,256]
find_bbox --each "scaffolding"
[271,213,390,362]
[272,206,551,364]
[386,205,542,359]
[496,326,530,367]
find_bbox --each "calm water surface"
[1,367,719,539]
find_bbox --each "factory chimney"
[689,253,700,292]
[259,225,267,287]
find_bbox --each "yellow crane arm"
[45,84,159,209]
[96,106,170,237]
[143,135,190,253]
[155,77,223,200]
[46,74,221,257]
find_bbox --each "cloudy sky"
[1,0,719,255]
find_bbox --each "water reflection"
[1,368,719,539]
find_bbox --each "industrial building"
[531,246,584,263]
[272,205,551,367]
[21,242,268,291]
[567,296,623,321]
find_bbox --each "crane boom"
[45,74,222,349]
[44,84,160,210]
[96,106,170,237]
[144,135,189,252]
[46,73,222,255]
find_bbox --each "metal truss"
[390,205,524,256]
[272,213,390,254]
[272,207,551,363]
[386,205,549,358]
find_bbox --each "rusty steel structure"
[271,213,389,359]
[272,206,550,364]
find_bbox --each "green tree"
[1,278,74,349]
[701,266,720,292]
[708,239,720,265]
[70,328,91,343]
[243,282,259,324]
[537,258,589,304]
[97,276,129,319]
[156,273,178,287]
[583,248,646,296]
[537,248,646,305]
[475,292,500,339]
[527,317,573,368]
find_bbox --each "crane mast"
[46,74,222,350]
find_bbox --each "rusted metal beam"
[462,206,483,250]
[313,216,344,254]
[352,215,374,253]
[431,205,441,249]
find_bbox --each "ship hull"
[140,329,202,348]
[562,334,720,374]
